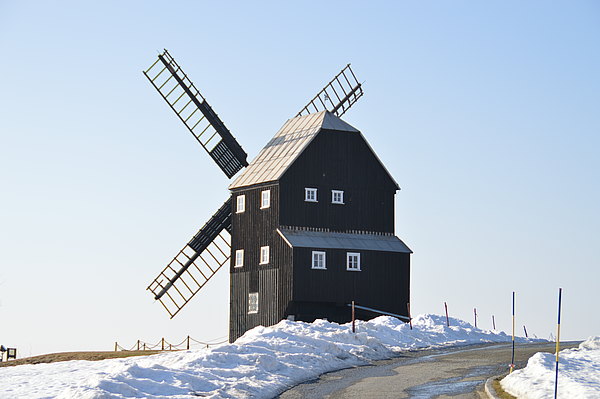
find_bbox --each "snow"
[501,336,600,399]
[0,314,538,399]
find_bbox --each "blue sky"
[0,1,598,356]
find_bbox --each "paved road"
[279,341,579,399]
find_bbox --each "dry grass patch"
[492,378,517,399]
[0,351,161,368]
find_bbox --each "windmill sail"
[147,198,232,318]
[143,50,248,178]
[297,64,363,118]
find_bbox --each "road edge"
[484,375,503,399]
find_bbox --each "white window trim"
[331,190,344,204]
[311,251,326,270]
[234,249,244,268]
[305,187,318,202]
[236,195,245,213]
[346,252,361,271]
[248,292,258,314]
[261,190,271,209]
[260,246,270,265]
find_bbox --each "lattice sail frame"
[297,64,363,118]
[147,230,231,318]
[143,49,248,178]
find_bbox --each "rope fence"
[114,335,229,352]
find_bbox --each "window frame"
[331,190,344,204]
[248,292,258,314]
[311,251,327,270]
[261,190,271,209]
[234,249,244,268]
[346,252,361,271]
[236,194,246,213]
[305,187,318,202]
[260,246,270,265]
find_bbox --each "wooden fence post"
[444,302,450,327]
[352,300,356,333]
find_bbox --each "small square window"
[248,292,258,314]
[332,190,344,204]
[234,249,244,267]
[261,190,271,209]
[260,246,270,264]
[236,195,245,213]
[305,188,318,202]
[312,251,326,269]
[347,252,361,271]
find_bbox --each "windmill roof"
[277,228,412,253]
[228,111,359,190]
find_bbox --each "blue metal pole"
[510,291,515,373]
[554,288,562,399]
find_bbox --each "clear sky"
[1,1,598,357]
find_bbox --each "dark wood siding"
[229,184,294,342]
[279,129,397,233]
[290,247,410,322]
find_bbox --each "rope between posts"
[114,335,228,352]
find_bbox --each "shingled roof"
[229,111,398,190]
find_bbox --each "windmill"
[143,49,366,329]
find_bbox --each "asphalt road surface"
[279,341,579,399]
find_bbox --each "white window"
[236,195,245,213]
[234,249,244,267]
[305,188,318,202]
[312,251,326,269]
[260,246,270,264]
[261,190,271,209]
[248,292,258,314]
[331,190,344,204]
[347,252,361,271]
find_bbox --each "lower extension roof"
[277,228,412,254]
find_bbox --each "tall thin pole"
[352,300,356,333]
[407,302,413,330]
[554,288,563,399]
[510,291,515,373]
[474,308,477,328]
[523,325,528,338]
[444,302,450,327]
[492,315,496,330]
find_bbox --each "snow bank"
[501,336,600,399]
[0,314,535,399]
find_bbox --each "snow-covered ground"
[501,336,600,399]
[0,314,538,399]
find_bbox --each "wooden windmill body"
[144,50,411,342]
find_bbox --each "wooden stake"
[352,300,356,333]
[444,302,450,327]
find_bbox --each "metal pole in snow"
[187,336,190,350]
[510,292,516,373]
[554,288,562,399]
[407,303,413,330]
[523,325,528,338]
[352,300,356,333]
[474,308,477,328]
[444,302,450,327]
[492,315,496,330]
